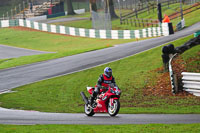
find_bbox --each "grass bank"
[0,34,199,113]
[0,27,139,69]
[0,124,200,132]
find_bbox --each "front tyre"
[108,99,120,117]
[84,104,95,116]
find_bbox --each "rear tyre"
[84,104,95,116]
[108,99,120,117]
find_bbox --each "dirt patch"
[144,55,194,97]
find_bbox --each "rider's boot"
[89,92,97,107]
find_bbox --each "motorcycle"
[80,84,121,117]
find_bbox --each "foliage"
[0,124,200,132]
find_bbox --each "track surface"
[0,23,200,125]
[0,22,200,92]
[37,17,89,24]
[1,107,200,125]
[0,44,51,59]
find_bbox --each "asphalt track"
[37,17,89,24]
[0,44,51,59]
[0,22,200,125]
[1,107,200,125]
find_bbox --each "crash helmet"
[104,67,112,78]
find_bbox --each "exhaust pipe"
[80,92,89,105]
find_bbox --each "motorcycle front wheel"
[84,104,95,116]
[108,99,120,117]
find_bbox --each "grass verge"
[0,34,199,113]
[0,27,140,69]
[0,124,200,132]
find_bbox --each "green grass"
[51,3,200,30]
[47,12,91,20]
[0,124,200,132]
[181,41,200,73]
[0,28,140,69]
[0,34,200,114]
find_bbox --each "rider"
[90,67,119,105]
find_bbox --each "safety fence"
[0,19,170,39]
[169,54,178,94]
[182,72,200,96]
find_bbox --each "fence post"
[23,1,25,10]
[19,4,21,13]
[15,6,17,19]
[134,18,137,27]
[147,1,150,14]
[130,18,133,26]
[168,0,170,8]
[134,0,138,18]
[145,19,147,27]
[142,18,144,27]
[11,9,13,19]
[138,18,141,27]
[7,12,9,20]
[27,0,29,7]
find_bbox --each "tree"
[66,0,75,15]
[90,0,118,19]
[107,0,118,19]
[90,0,97,12]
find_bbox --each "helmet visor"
[107,72,112,77]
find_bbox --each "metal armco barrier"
[169,54,178,94]
[182,72,200,96]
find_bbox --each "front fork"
[109,98,114,107]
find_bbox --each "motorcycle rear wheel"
[85,104,95,116]
[108,99,120,117]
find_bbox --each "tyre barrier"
[163,35,200,94]
[161,44,175,71]
[175,35,200,54]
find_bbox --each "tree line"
[66,0,118,19]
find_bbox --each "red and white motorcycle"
[80,84,121,116]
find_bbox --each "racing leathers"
[90,74,118,105]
